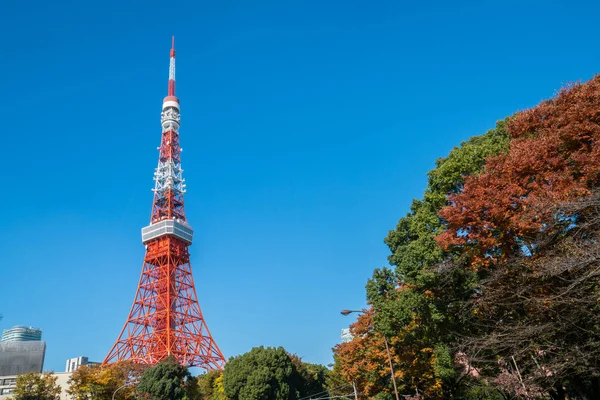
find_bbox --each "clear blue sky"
[1,0,598,373]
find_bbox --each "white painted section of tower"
[151,100,186,210]
[169,56,176,81]
[152,159,186,195]
[161,108,181,130]
[162,100,180,110]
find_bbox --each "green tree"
[377,122,509,397]
[222,347,297,400]
[137,356,197,400]
[288,354,329,398]
[197,370,228,400]
[334,121,511,398]
[12,372,61,400]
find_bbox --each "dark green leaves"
[137,356,195,400]
[222,347,297,400]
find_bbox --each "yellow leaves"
[211,374,228,400]
[14,372,62,400]
[97,368,112,386]
[67,362,145,400]
[214,374,224,392]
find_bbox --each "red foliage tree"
[437,76,600,267]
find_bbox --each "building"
[54,372,73,400]
[65,356,99,372]
[1,326,42,342]
[0,372,72,400]
[0,325,46,376]
[341,327,354,343]
[0,341,46,376]
[0,376,16,398]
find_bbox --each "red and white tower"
[104,38,226,369]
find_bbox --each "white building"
[65,356,94,373]
[341,327,354,343]
[0,372,72,400]
[0,376,16,398]
[1,326,42,342]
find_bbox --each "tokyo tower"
[104,38,226,369]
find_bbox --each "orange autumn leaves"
[437,76,600,267]
[334,310,442,398]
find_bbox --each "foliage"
[335,75,600,398]
[334,121,510,398]
[456,192,600,398]
[197,370,227,400]
[12,372,61,400]
[223,346,297,400]
[222,346,328,400]
[431,75,600,398]
[438,77,600,267]
[211,374,227,400]
[136,356,197,400]
[288,354,329,398]
[386,120,510,284]
[335,309,415,397]
[68,361,145,400]
[325,357,355,398]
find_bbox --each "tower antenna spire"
[168,36,176,96]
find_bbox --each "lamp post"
[341,309,400,400]
[112,382,133,400]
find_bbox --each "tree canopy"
[334,121,510,398]
[438,78,600,267]
[68,361,145,400]
[12,372,62,400]
[435,76,600,398]
[333,75,600,398]
[136,356,198,400]
[221,346,328,400]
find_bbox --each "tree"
[12,372,61,400]
[68,361,145,400]
[197,370,227,400]
[288,354,329,398]
[333,121,510,398]
[433,75,600,398]
[453,192,600,398]
[438,77,600,267]
[211,374,227,400]
[136,356,197,400]
[325,357,355,398]
[223,347,295,400]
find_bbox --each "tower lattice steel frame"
[104,38,226,369]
